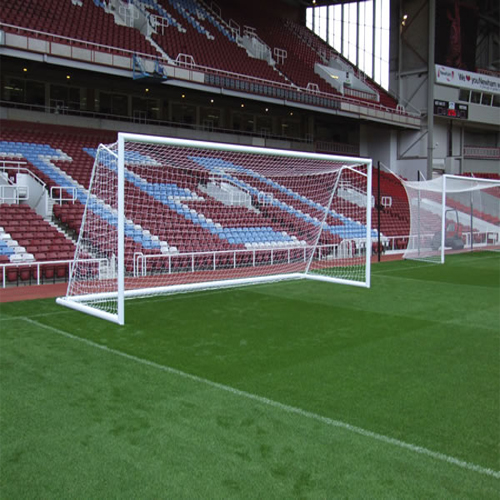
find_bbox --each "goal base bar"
[304,274,370,288]
[57,271,369,324]
[403,256,444,264]
[56,297,123,325]
[57,273,305,325]
[62,273,305,303]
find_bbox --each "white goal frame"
[403,174,500,264]
[57,133,372,325]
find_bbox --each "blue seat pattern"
[0,142,163,251]
[85,148,295,248]
[0,141,366,252]
[0,240,15,258]
[188,156,376,240]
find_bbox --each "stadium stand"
[372,170,411,250]
[0,0,409,117]
[0,203,76,284]
[12,116,494,290]
[201,0,399,108]
[149,0,287,84]
[0,0,158,56]
[0,121,112,285]
[0,1,496,290]
[2,120,402,286]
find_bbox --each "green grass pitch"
[1,252,499,498]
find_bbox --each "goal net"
[57,134,373,324]
[402,174,500,263]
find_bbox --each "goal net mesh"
[402,175,500,263]
[61,137,372,323]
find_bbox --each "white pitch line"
[22,317,500,481]
[0,310,70,322]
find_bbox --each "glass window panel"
[363,1,374,77]
[364,0,374,28]
[342,3,348,54]
[380,0,390,89]
[332,5,342,53]
[458,89,470,102]
[359,4,366,73]
[26,81,45,106]
[348,3,357,63]
[112,94,128,116]
[308,0,389,89]
[319,6,328,41]
[314,7,321,34]
[381,0,390,30]
[3,78,25,103]
[306,7,313,30]
[481,93,492,106]
[471,92,481,103]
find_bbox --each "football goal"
[402,174,500,263]
[57,133,373,325]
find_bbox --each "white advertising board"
[436,65,500,94]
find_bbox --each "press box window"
[481,94,492,106]
[458,89,470,102]
[470,92,482,104]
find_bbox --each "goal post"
[57,133,373,325]
[402,174,500,263]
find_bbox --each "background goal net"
[402,174,500,263]
[57,134,373,324]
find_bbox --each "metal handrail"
[463,146,500,159]
[0,165,47,189]
[50,186,77,205]
[0,22,153,60]
[0,257,106,288]
[129,240,374,278]
[0,22,421,119]
[0,185,29,203]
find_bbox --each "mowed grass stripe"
[4,316,499,498]
[18,317,500,481]
[1,254,498,470]
[1,253,498,497]
[372,252,500,287]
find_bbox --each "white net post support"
[117,134,125,325]
[402,174,500,263]
[440,175,447,264]
[58,133,373,324]
[56,143,123,324]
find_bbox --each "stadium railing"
[0,22,421,126]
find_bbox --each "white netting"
[60,136,372,324]
[402,175,500,263]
